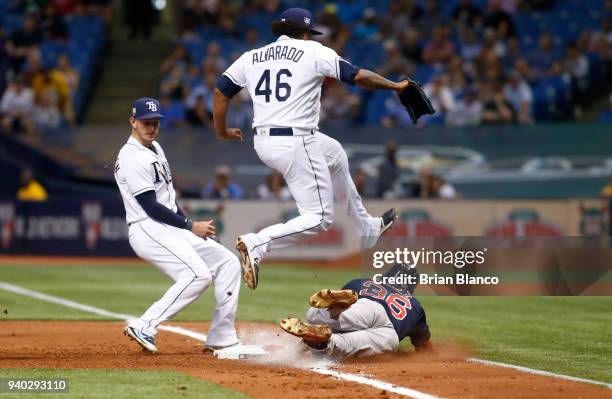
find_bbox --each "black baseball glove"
[397,79,436,124]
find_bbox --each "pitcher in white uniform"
[213,8,408,289]
[115,97,241,352]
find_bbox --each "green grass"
[0,263,611,384]
[0,368,249,399]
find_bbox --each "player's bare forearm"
[213,89,230,138]
[213,89,245,142]
[355,69,406,92]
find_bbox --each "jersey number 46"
[359,281,412,321]
[255,69,292,102]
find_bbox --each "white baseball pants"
[245,131,381,259]
[306,298,399,357]
[127,218,241,347]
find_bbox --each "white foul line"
[312,367,443,399]
[0,282,206,340]
[0,281,441,399]
[468,357,612,389]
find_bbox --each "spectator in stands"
[447,55,469,96]
[483,0,516,38]
[186,95,211,128]
[400,27,423,64]
[431,176,458,199]
[503,71,533,124]
[422,25,455,66]
[56,53,79,97]
[159,95,187,129]
[414,168,435,198]
[598,94,612,123]
[378,39,414,78]
[514,58,537,84]
[453,0,483,28]
[423,74,456,123]
[257,170,292,201]
[202,165,244,199]
[564,44,590,110]
[315,4,350,54]
[33,90,62,131]
[501,37,522,68]
[529,33,561,76]
[446,87,483,127]
[32,67,73,124]
[0,75,35,135]
[417,0,448,37]
[160,66,186,101]
[185,70,216,115]
[5,12,42,74]
[353,8,380,41]
[377,141,399,198]
[459,29,483,63]
[125,0,155,40]
[320,81,361,125]
[160,46,191,76]
[204,41,227,72]
[481,81,513,124]
[40,3,69,41]
[17,168,48,201]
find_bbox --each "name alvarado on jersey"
[252,44,304,64]
[221,36,347,130]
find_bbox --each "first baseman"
[281,263,432,358]
[212,8,408,289]
[114,97,241,352]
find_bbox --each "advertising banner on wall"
[0,198,606,258]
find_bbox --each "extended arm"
[354,69,408,92]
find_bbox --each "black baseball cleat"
[378,208,398,240]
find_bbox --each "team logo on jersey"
[152,161,172,185]
[388,209,452,237]
[146,101,158,112]
[82,203,102,249]
[0,203,15,249]
[485,209,562,236]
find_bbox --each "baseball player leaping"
[213,8,410,289]
[115,97,241,352]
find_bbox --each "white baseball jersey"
[222,35,346,130]
[115,136,177,224]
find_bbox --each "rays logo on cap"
[304,17,311,25]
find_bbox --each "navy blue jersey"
[342,279,430,347]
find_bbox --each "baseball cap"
[279,8,322,36]
[131,97,165,120]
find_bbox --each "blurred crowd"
[159,0,611,130]
[202,140,456,201]
[0,0,110,137]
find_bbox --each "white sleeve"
[314,44,341,79]
[122,156,156,196]
[223,53,248,87]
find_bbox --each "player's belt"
[253,127,315,136]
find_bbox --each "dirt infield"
[1,321,610,399]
